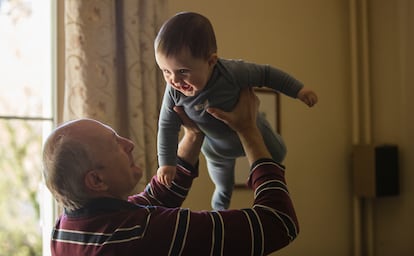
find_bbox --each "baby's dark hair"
[155,12,217,60]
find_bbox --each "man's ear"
[84,170,108,192]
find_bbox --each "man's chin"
[129,179,142,195]
[134,171,143,183]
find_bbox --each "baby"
[155,12,318,209]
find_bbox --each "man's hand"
[206,88,259,134]
[207,88,271,165]
[174,106,202,135]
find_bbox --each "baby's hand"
[297,88,318,107]
[157,165,176,187]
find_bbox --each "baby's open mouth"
[181,84,191,90]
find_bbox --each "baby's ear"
[208,53,218,66]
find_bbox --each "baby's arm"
[157,88,183,186]
[157,105,204,187]
[262,65,318,107]
[229,60,318,107]
[297,88,318,107]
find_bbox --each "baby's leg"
[206,157,236,210]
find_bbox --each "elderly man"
[42,88,299,255]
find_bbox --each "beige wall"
[169,0,414,255]
[368,0,414,255]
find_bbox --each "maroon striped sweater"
[50,158,299,256]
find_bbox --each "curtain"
[63,0,167,190]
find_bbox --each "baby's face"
[155,48,217,97]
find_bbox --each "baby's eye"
[163,69,171,74]
[178,69,188,74]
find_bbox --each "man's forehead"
[56,119,111,139]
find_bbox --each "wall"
[368,0,414,255]
[169,0,414,255]
[171,0,352,255]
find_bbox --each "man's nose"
[121,137,134,153]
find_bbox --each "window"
[0,0,56,255]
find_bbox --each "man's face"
[155,48,217,97]
[75,119,143,199]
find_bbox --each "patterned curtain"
[63,0,167,190]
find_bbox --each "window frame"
[40,1,59,256]
[0,1,59,255]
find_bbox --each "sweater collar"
[64,197,143,218]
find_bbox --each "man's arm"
[174,106,204,166]
[204,88,299,254]
[129,106,204,207]
[207,87,270,165]
[129,88,298,256]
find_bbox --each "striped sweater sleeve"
[128,158,199,207]
[247,158,299,253]
[168,158,299,256]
